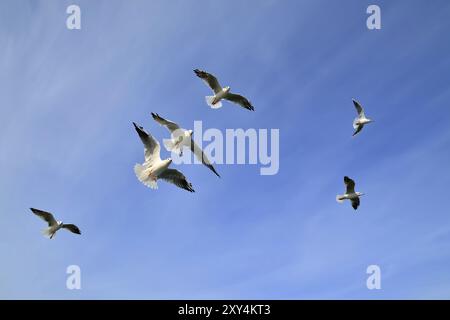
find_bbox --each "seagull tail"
[41,228,53,239]
[134,164,158,189]
[336,195,345,203]
[163,139,182,156]
[206,96,222,109]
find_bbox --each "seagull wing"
[151,113,181,134]
[344,176,356,194]
[190,139,220,177]
[352,99,365,118]
[351,197,360,210]
[194,69,222,94]
[352,124,364,136]
[224,93,254,111]
[62,224,81,235]
[133,122,161,163]
[30,208,57,227]
[159,169,195,192]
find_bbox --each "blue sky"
[1,0,450,299]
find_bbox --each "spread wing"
[224,93,254,111]
[62,224,81,235]
[158,169,195,192]
[352,99,365,118]
[133,122,161,163]
[190,140,220,177]
[344,176,356,194]
[194,69,222,94]
[151,113,181,134]
[30,208,57,227]
[351,197,360,210]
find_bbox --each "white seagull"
[352,99,373,136]
[133,122,195,192]
[30,208,81,239]
[194,69,254,111]
[151,113,220,178]
[336,176,364,210]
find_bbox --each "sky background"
[1,0,450,299]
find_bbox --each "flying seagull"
[194,69,254,111]
[352,99,373,136]
[336,176,365,210]
[151,112,220,178]
[30,208,81,239]
[133,122,195,192]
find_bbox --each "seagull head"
[57,221,63,226]
[188,129,193,136]
[224,86,231,93]
[357,192,365,197]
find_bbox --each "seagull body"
[151,113,220,177]
[352,99,373,136]
[150,112,193,157]
[133,122,195,192]
[336,176,364,210]
[194,69,254,111]
[30,208,81,239]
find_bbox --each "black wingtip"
[193,69,204,78]
[245,102,255,111]
[207,165,220,178]
[151,112,161,121]
[133,122,146,138]
[133,122,144,132]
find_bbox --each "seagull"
[194,69,254,111]
[150,112,193,157]
[336,176,364,210]
[151,113,220,178]
[133,122,195,192]
[352,99,373,136]
[30,208,81,239]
